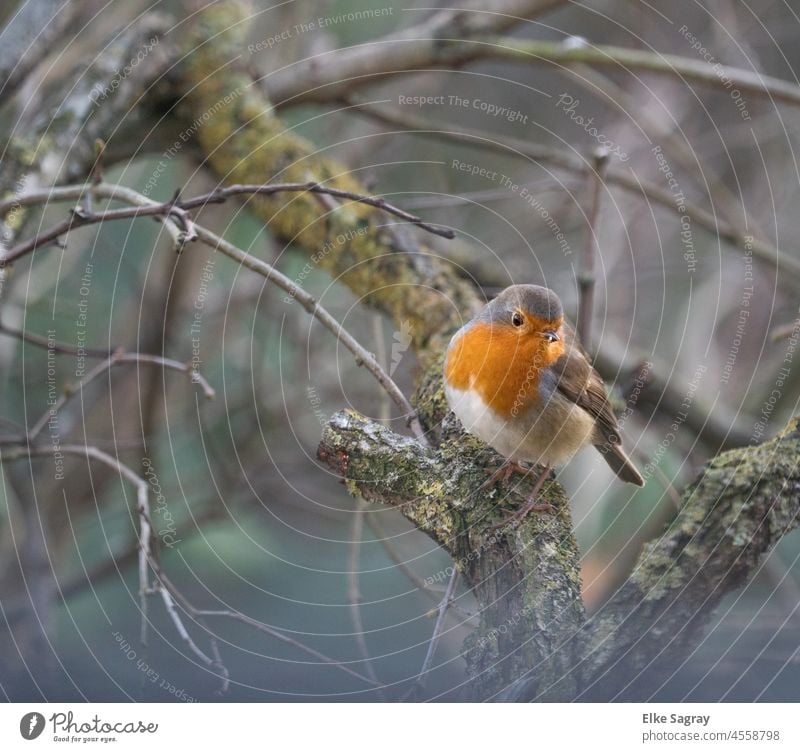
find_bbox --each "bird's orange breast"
[445,319,565,418]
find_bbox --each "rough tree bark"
[4,0,798,702]
[164,2,800,700]
[0,5,183,695]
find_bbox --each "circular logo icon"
[20,712,45,740]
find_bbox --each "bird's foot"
[489,465,555,530]
[480,459,529,492]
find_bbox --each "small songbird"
[444,284,643,525]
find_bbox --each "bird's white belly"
[445,384,596,466]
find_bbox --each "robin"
[444,284,644,526]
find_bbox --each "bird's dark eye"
[511,312,524,327]
[543,330,559,343]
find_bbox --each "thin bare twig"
[577,148,609,346]
[409,567,460,697]
[265,0,568,105]
[487,36,800,108]
[345,98,800,278]
[1,198,198,265]
[347,500,384,695]
[157,580,232,695]
[192,221,428,443]
[159,574,380,688]
[2,503,225,626]
[0,320,113,358]
[27,350,215,442]
[56,183,428,442]
[0,443,155,651]
[2,445,235,693]
[200,616,231,695]
[366,512,475,622]
[0,180,454,267]
[183,182,455,239]
[3,179,434,443]
[157,585,216,667]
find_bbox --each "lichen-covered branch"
[577,417,800,700]
[173,2,800,701]
[1,11,175,255]
[171,2,480,351]
[318,408,586,700]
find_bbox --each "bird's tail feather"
[596,442,645,486]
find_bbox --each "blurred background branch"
[1,0,800,702]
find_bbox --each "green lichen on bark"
[318,404,586,700]
[176,1,800,701]
[173,1,479,351]
[578,416,800,699]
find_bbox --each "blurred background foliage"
[1,0,799,701]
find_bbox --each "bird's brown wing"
[553,339,620,444]
[553,323,644,485]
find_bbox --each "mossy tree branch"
[318,407,585,701]
[174,2,800,700]
[574,417,800,701]
[319,403,800,700]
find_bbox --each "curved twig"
[27,350,215,442]
[0,180,454,267]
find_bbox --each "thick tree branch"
[577,416,800,700]
[267,21,800,112]
[172,2,800,700]
[0,0,79,100]
[488,37,800,108]
[344,99,799,279]
[171,3,481,352]
[265,0,567,106]
[318,407,586,700]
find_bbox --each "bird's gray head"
[482,284,564,326]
